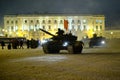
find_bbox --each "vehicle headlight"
[62,42,68,47]
[41,39,48,44]
[101,40,105,44]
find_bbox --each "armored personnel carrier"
[89,34,106,48]
[40,28,84,54]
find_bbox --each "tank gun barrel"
[39,28,56,37]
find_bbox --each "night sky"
[0,0,120,28]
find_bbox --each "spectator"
[1,41,5,49]
[7,42,11,50]
[19,40,24,49]
[26,40,30,49]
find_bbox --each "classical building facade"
[4,14,105,40]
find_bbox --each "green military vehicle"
[40,28,84,54]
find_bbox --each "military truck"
[40,28,84,54]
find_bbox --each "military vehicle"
[40,28,84,54]
[89,34,106,48]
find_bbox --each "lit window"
[24,26,28,30]
[35,25,37,28]
[42,20,45,24]
[43,26,45,30]
[48,25,51,30]
[83,25,86,30]
[72,20,74,24]
[31,20,33,23]
[11,21,14,24]
[9,27,11,31]
[78,25,81,30]
[100,25,102,30]
[72,25,74,29]
[36,20,39,23]
[7,21,9,24]
[99,20,102,24]
[48,20,51,24]
[96,26,98,30]
[96,20,99,24]
[16,26,18,31]
[15,20,18,24]
[11,26,14,31]
[54,20,57,24]
[78,20,80,23]
[30,25,34,30]
[25,20,27,23]
[60,20,63,24]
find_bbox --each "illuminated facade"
[4,14,105,40]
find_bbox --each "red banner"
[64,20,68,30]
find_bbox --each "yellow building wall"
[4,14,105,40]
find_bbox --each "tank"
[40,28,84,54]
[89,34,106,48]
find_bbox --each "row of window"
[6,19,103,24]
[7,25,103,32]
[6,20,18,24]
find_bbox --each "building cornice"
[4,13,105,17]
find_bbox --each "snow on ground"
[10,55,67,62]
[82,47,120,53]
[0,41,120,80]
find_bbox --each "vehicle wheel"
[42,42,60,54]
[73,45,83,54]
[73,41,83,54]
[42,44,49,53]
[67,45,74,53]
[49,45,60,53]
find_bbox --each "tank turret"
[39,28,83,54]
[39,28,77,41]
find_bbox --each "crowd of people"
[0,38,40,50]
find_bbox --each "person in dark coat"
[7,42,11,50]
[1,41,5,49]
[19,40,24,49]
[26,40,30,49]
